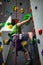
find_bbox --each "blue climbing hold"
[10,12,13,15]
[37,39,40,44]
[41,50,43,56]
[0,42,2,46]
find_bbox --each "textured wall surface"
[0,0,41,65]
[30,0,43,65]
[0,0,34,63]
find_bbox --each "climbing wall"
[0,0,34,63]
[0,0,41,65]
[30,0,43,65]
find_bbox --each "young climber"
[7,16,33,65]
[9,15,32,65]
[11,32,33,65]
[0,13,33,65]
[8,17,33,65]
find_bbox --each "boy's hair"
[11,19,19,26]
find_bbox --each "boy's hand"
[28,32,33,41]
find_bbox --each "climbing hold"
[37,39,40,44]
[20,8,25,14]
[41,50,43,56]
[32,17,34,23]
[33,38,37,44]
[35,6,37,10]
[0,46,3,51]
[23,13,31,25]
[8,25,13,29]
[3,39,10,45]
[10,12,13,15]
[22,41,28,47]
[24,13,31,20]
[29,7,32,12]
[1,22,5,27]
[13,6,18,12]
[0,41,2,46]
[7,22,11,25]
[0,31,2,36]
[19,2,22,6]
[33,27,36,34]
[38,29,42,35]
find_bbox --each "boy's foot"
[26,60,31,65]
[26,59,33,65]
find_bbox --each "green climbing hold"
[23,13,31,25]
[34,38,37,44]
[7,22,11,25]
[24,13,31,20]
[2,22,5,27]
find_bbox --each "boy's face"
[12,19,20,26]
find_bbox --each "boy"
[0,13,33,65]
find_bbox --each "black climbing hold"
[35,6,37,10]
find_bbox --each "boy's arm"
[28,32,33,41]
[17,16,31,26]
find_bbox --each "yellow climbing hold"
[20,8,25,14]
[0,46,3,51]
[22,41,28,46]
[3,39,10,45]
[13,6,18,11]
[0,31,2,36]
[8,25,13,29]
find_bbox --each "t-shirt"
[10,24,21,35]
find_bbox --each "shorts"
[12,34,28,52]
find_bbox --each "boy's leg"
[24,48,31,65]
[24,48,30,60]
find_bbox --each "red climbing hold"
[29,7,32,12]
[32,18,34,23]
[38,29,43,35]
[33,27,36,34]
